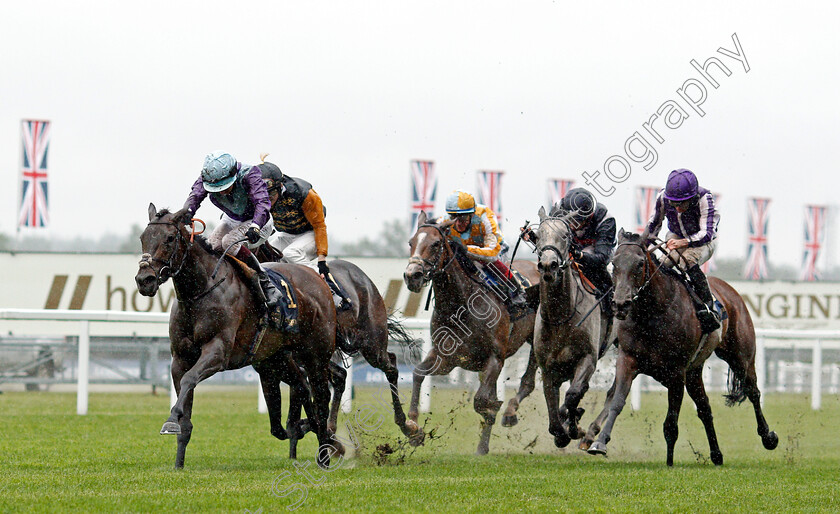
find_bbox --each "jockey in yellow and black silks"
[259,158,350,310]
[439,190,528,315]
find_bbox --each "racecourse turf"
[1,386,838,513]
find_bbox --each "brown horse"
[135,204,338,468]
[403,212,540,455]
[580,230,778,465]
[533,207,612,449]
[271,258,423,459]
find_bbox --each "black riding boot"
[241,250,283,309]
[686,264,720,332]
[506,282,529,319]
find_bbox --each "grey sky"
[2,1,838,267]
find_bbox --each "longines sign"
[1,252,838,335]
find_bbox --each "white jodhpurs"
[271,231,318,270]
[207,215,274,255]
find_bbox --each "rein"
[409,223,458,284]
[615,238,668,302]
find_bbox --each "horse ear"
[538,206,547,222]
[172,208,192,226]
[418,211,427,226]
[148,203,157,222]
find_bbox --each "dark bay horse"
[272,258,423,458]
[403,212,540,455]
[135,204,338,468]
[580,230,778,465]
[533,207,611,449]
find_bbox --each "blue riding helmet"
[664,168,699,202]
[201,151,238,192]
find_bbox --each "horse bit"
[407,223,457,284]
[138,219,204,285]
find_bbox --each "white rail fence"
[1,309,838,415]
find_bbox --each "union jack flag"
[410,160,437,234]
[635,186,659,233]
[476,170,504,228]
[701,192,721,274]
[547,179,574,210]
[744,197,771,280]
[18,120,51,229]
[800,205,827,281]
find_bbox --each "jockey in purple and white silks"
[183,151,281,308]
[646,168,721,332]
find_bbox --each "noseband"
[138,219,203,285]
[407,224,457,284]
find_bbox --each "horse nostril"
[550,261,559,270]
[411,271,422,280]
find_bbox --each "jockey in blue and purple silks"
[646,168,721,331]
[183,151,281,308]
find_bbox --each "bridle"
[138,218,204,285]
[614,238,667,303]
[407,223,458,285]
[536,217,573,271]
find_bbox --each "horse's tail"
[387,314,417,347]
[723,368,747,407]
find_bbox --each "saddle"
[658,262,727,332]
[226,254,299,333]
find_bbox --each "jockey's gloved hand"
[571,247,583,261]
[317,260,330,278]
[245,226,261,244]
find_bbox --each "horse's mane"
[153,208,222,257]
[619,231,643,244]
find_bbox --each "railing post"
[341,361,354,414]
[76,320,90,415]
[756,337,765,407]
[812,339,822,411]
[630,376,641,411]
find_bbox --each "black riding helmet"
[553,187,596,225]
[259,161,285,192]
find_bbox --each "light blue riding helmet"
[201,151,238,192]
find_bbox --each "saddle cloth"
[264,268,300,333]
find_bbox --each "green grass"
[1,386,839,513]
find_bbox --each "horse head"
[535,206,573,283]
[611,228,651,320]
[135,202,193,297]
[404,211,456,293]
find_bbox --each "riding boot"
[324,273,352,312]
[686,264,720,333]
[239,247,283,309]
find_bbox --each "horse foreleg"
[408,347,450,447]
[474,354,504,456]
[162,339,226,469]
[502,343,537,428]
[662,377,685,467]
[685,368,723,465]
[587,349,637,457]
[580,380,615,451]
[562,352,596,440]
[542,369,568,448]
[256,367,288,441]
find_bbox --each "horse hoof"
[476,445,490,456]
[501,415,519,428]
[763,431,779,450]
[587,441,607,456]
[554,433,571,449]
[160,422,181,435]
[408,429,426,447]
[271,428,288,441]
[711,451,724,466]
[578,439,592,451]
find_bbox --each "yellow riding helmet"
[445,190,476,215]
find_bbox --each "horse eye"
[166,235,176,244]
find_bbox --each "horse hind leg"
[327,360,347,435]
[720,349,778,450]
[502,344,537,428]
[257,367,288,441]
[475,355,505,456]
[685,368,723,465]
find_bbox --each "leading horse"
[580,230,778,465]
[135,204,338,468]
[403,212,540,455]
[533,207,611,449]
